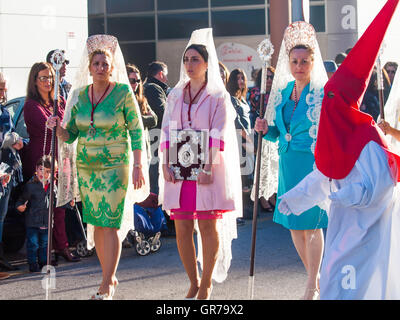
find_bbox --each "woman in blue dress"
[255,22,328,300]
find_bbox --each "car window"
[4,101,20,120]
[15,113,28,139]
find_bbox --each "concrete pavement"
[0,211,309,300]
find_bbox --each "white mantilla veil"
[158,28,242,283]
[382,67,400,154]
[252,21,328,202]
[57,34,150,249]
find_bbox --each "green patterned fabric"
[65,83,142,228]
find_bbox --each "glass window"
[212,9,265,37]
[4,101,20,121]
[158,12,209,40]
[119,42,156,77]
[107,16,155,41]
[15,113,28,140]
[211,0,265,7]
[106,0,154,13]
[88,0,105,15]
[88,17,105,36]
[157,0,208,11]
[310,5,325,32]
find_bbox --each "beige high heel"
[184,284,200,300]
[197,285,213,300]
[90,291,113,300]
[301,288,320,300]
[90,283,116,300]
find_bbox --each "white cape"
[279,141,400,299]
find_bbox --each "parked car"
[4,97,27,139]
[2,97,27,253]
[2,97,90,256]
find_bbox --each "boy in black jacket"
[16,156,54,272]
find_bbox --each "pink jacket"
[159,86,237,212]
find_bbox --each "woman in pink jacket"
[159,29,242,300]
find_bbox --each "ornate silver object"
[169,129,209,181]
[257,38,274,95]
[50,49,65,71]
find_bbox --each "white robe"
[279,141,400,299]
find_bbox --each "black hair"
[184,44,208,63]
[146,61,167,78]
[36,155,55,169]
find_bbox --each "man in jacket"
[144,61,169,194]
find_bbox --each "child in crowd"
[16,156,55,272]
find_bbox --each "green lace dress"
[65,83,142,228]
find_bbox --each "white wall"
[0,0,88,99]
[356,0,400,65]
[324,0,358,60]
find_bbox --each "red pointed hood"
[315,0,400,181]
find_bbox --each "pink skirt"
[170,181,229,220]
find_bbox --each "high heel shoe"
[90,285,115,300]
[301,288,320,300]
[112,279,119,299]
[197,285,213,300]
[184,285,199,300]
[90,290,113,300]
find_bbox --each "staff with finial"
[248,38,274,299]
[376,44,386,121]
[45,49,65,299]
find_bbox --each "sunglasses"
[129,78,141,84]
[267,75,274,80]
[37,76,53,82]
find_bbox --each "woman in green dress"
[49,35,149,300]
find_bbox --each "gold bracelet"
[134,164,142,168]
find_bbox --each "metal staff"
[248,38,274,299]
[376,53,385,120]
[45,49,65,299]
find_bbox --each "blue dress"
[264,81,328,230]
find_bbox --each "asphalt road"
[0,210,309,301]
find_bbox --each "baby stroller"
[72,203,95,258]
[131,193,168,256]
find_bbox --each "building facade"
[0,0,88,99]
[88,0,329,85]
